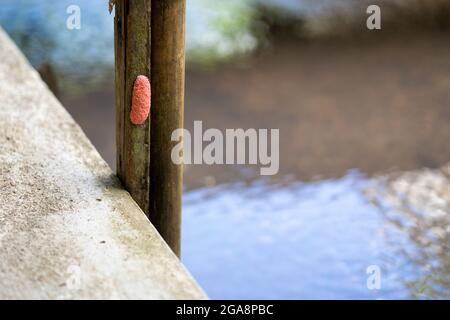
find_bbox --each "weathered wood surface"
[149,0,186,257]
[114,0,185,256]
[115,0,151,214]
[0,27,206,299]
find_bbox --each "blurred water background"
[1,0,449,299]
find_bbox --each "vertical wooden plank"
[114,1,125,184]
[149,0,186,257]
[115,0,151,214]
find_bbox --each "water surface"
[183,171,449,299]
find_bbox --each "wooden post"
[114,0,185,256]
[114,0,151,214]
[149,0,186,257]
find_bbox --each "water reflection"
[0,0,274,88]
[368,168,450,299]
[183,169,450,299]
[183,171,408,299]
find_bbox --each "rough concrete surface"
[0,28,206,299]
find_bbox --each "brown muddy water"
[63,33,450,188]
[59,33,450,299]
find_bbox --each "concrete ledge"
[0,27,206,299]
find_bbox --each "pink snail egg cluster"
[130,75,151,125]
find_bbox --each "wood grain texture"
[115,0,151,214]
[149,0,186,256]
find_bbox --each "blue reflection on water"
[0,0,260,71]
[0,0,324,76]
[182,171,417,299]
[0,0,114,87]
